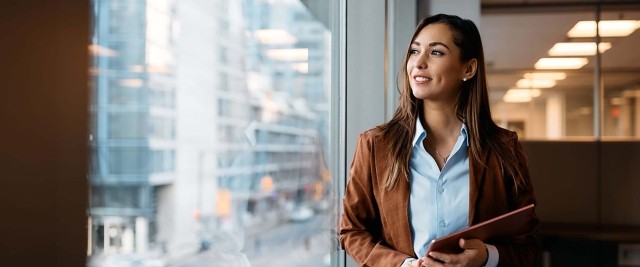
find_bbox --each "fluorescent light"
[265,48,308,61]
[503,89,542,103]
[523,72,566,80]
[530,89,542,97]
[535,57,588,70]
[516,79,556,88]
[568,20,640,38]
[503,93,532,103]
[548,42,612,56]
[508,88,542,97]
[255,29,298,45]
[292,63,308,73]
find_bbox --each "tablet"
[425,203,535,255]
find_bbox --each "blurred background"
[1,0,640,267]
[87,1,333,266]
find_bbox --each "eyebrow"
[411,41,450,51]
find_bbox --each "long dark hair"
[377,14,526,191]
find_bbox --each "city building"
[87,0,331,264]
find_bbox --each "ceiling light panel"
[534,58,588,70]
[516,79,556,88]
[568,20,640,38]
[503,89,542,103]
[548,42,612,56]
[523,72,567,80]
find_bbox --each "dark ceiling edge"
[483,1,640,14]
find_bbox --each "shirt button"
[438,187,444,193]
[440,221,446,228]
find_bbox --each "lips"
[413,75,432,83]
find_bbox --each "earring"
[463,78,467,82]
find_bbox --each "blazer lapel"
[374,135,415,256]
[394,172,414,256]
[468,148,489,225]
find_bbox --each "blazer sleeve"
[339,132,412,267]
[494,132,541,266]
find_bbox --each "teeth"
[415,77,431,82]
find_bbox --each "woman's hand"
[420,238,488,267]
[408,258,424,267]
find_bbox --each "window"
[89,0,336,266]
[108,112,146,139]
[108,148,148,174]
[600,11,640,139]
[219,71,229,91]
[483,10,640,140]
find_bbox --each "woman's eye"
[410,49,419,55]
[430,50,444,56]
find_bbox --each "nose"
[414,53,427,69]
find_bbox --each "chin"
[411,90,430,100]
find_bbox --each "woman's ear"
[464,58,478,79]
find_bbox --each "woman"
[339,14,539,267]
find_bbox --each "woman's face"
[406,23,470,103]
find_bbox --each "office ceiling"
[479,2,640,97]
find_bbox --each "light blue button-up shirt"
[409,118,470,258]
[404,118,498,267]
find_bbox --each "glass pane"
[602,10,640,139]
[483,12,596,139]
[88,0,336,266]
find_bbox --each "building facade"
[89,0,332,264]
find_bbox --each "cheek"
[445,63,465,77]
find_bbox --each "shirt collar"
[412,117,469,147]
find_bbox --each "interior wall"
[0,0,89,266]
[600,142,640,225]
[522,141,599,224]
[522,141,640,226]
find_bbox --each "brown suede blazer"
[339,127,539,267]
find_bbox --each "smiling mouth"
[414,76,432,82]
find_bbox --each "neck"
[421,100,461,141]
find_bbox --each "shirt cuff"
[484,243,499,267]
[401,257,417,267]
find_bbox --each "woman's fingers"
[458,238,484,250]
[424,239,487,266]
[427,252,453,264]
